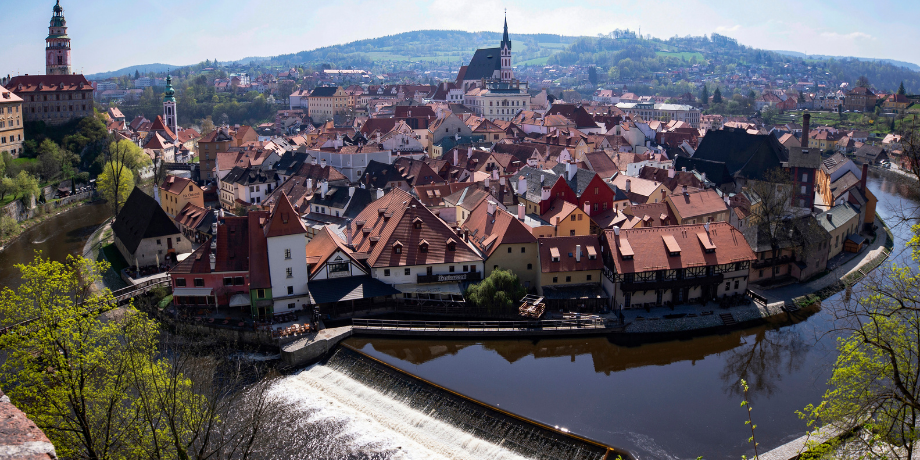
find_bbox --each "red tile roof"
[667,189,727,220]
[462,201,536,257]
[7,74,93,93]
[248,211,272,288]
[538,235,603,273]
[348,188,481,268]
[264,194,307,238]
[604,222,755,274]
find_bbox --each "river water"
[0,201,111,290]
[4,175,917,459]
[274,172,920,460]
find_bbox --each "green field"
[656,51,705,61]
[518,57,551,66]
[772,110,902,135]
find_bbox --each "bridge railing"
[352,317,607,331]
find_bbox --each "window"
[725,282,731,291]
[404,268,411,276]
[394,245,402,254]
[384,269,391,277]
[329,262,348,274]
[287,286,294,295]
[571,215,576,222]
[566,276,571,282]
[587,274,592,281]
[801,173,808,182]
[449,266,455,272]
[233,276,244,285]
[494,265,499,270]
[288,303,295,310]
[257,289,265,298]
[734,280,740,289]
[194,278,204,287]
[156,239,161,245]
[759,270,764,278]
[570,230,576,236]
[553,277,558,283]
[176,278,186,287]
[508,247,512,253]
[286,267,293,278]
[223,277,232,286]
[521,247,526,253]
[800,185,807,195]
[462,265,469,272]
[420,243,428,253]
[284,249,291,259]
[594,187,599,195]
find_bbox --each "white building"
[264,196,311,313]
[616,102,701,128]
[464,80,531,122]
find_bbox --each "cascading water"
[271,347,615,460]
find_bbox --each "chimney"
[487,201,496,215]
[682,185,688,195]
[540,174,545,185]
[576,245,582,262]
[613,226,620,236]
[566,161,577,181]
[541,186,551,202]
[349,186,355,197]
[802,111,811,152]
[701,172,707,183]
[500,177,506,186]
[485,177,491,188]
[518,203,525,220]
[346,226,353,247]
[321,180,329,199]
[518,176,527,194]
[454,149,459,166]
[724,195,730,206]
[827,213,833,223]
[682,167,687,172]
[492,169,499,181]
[861,163,868,192]
[668,168,675,179]
[310,157,316,165]
[625,179,631,193]
[321,158,327,168]
[376,188,385,200]
[584,201,591,216]
[209,253,216,271]
[704,222,710,233]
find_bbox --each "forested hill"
[546,33,920,93]
[266,30,578,67]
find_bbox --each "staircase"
[719,313,736,326]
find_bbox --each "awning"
[395,283,464,296]
[172,287,214,296]
[228,293,250,307]
[308,276,401,304]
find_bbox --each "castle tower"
[163,73,177,134]
[45,1,72,75]
[500,12,513,83]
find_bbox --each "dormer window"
[413,217,423,229]
[393,241,403,254]
[419,240,429,253]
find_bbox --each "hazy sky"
[1,0,917,76]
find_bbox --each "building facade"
[0,86,24,157]
[6,75,93,125]
[307,86,348,121]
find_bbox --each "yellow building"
[541,199,591,237]
[536,235,603,295]
[160,175,205,218]
[0,85,24,157]
[307,86,348,121]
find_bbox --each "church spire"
[502,10,511,50]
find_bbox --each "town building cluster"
[88,15,883,322]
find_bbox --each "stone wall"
[0,389,57,459]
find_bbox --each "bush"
[464,268,526,317]
[0,215,20,239]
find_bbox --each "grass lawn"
[656,51,705,61]
[100,243,129,274]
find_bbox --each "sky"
[1,0,918,77]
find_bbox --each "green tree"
[0,255,157,459]
[464,268,526,317]
[0,177,17,201]
[588,66,598,86]
[107,139,151,179]
[712,87,723,104]
[699,85,710,105]
[857,75,871,88]
[98,161,135,216]
[14,171,39,206]
[0,215,19,239]
[899,81,907,96]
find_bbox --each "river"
[0,201,111,290]
[3,175,916,459]
[274,172,920,460]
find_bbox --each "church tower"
[500,13,513,82]
[163,72,177,134]
[45,1,72,76]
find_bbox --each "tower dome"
[163,74,176,103]
[46,0,72,75]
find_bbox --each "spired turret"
[163,73,178,134]
[45,1,72,75]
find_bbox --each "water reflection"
[718,327,808,399]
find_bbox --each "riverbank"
[0,197,100,252]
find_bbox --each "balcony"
[752,255,794,269]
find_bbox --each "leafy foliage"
[98,161,135,216]
[464,268,526,316]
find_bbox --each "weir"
[291,343,633,460]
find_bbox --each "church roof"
[462,48,501,82]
